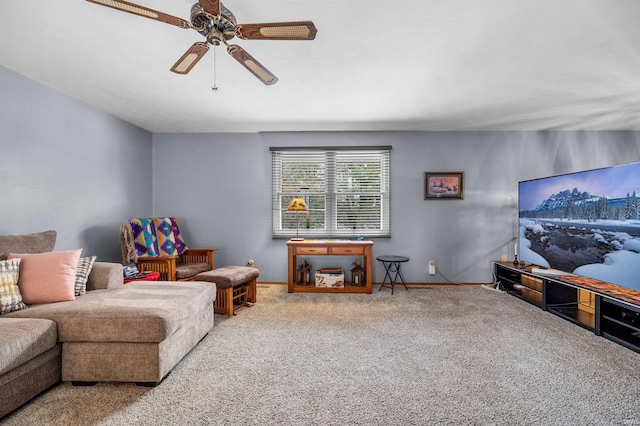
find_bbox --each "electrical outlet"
[501,254,507,262]
[428,260,436,275]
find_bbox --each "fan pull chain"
[212,45,219,91]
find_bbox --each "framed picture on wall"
[424,172,464,200]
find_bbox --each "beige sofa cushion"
[0,230,56,260]
[0,318,58,375]
[4,281,216,344]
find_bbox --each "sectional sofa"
[0,231,217,418]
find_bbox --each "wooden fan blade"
[170,42,210,74]
[86,0,191,28]
[227,45,278,85]
[236,21,317,40]
[198,0,220,16]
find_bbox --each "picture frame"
[424,172,464,200]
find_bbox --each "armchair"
[120,217,216,281]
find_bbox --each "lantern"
[297,259,312,285]
[351,259,365,286]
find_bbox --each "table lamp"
[287,197,308,241]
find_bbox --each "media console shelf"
[494,261,640,353]
[600,297,640,352]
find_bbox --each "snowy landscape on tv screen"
[519,162,640,290]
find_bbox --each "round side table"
[376,255,409,294]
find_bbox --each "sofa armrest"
[87,262,124,291]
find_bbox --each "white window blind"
[271,146,391,238]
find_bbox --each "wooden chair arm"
[183,248,217,268]
[137,256,178,281]
[138,255,180,261]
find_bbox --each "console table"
[287,240,374,294]
[494,261,640,354]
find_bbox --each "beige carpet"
[3,284,640,425]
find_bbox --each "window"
[271,146,391,238]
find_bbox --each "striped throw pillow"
[75,256,97,296]
[0,258,27,313]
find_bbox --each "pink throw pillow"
[8,249,82,304]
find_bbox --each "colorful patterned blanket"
[120,218,188,262]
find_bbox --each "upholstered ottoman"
[195,266,259,316]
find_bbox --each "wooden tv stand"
[494,261,640,354]
[287,239,373,294]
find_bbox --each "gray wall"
[0,66,153,261]
[3,65,638,281]
[152,131,640,283]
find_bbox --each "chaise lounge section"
[5,280,216,385]
[0,317,60,419]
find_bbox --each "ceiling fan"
[86,0,317,85]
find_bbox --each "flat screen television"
[518,162,640,291]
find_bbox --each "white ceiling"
[1,0,639,133]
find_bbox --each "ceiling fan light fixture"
[86,0,315,84]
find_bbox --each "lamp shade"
[287,198,308,212]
